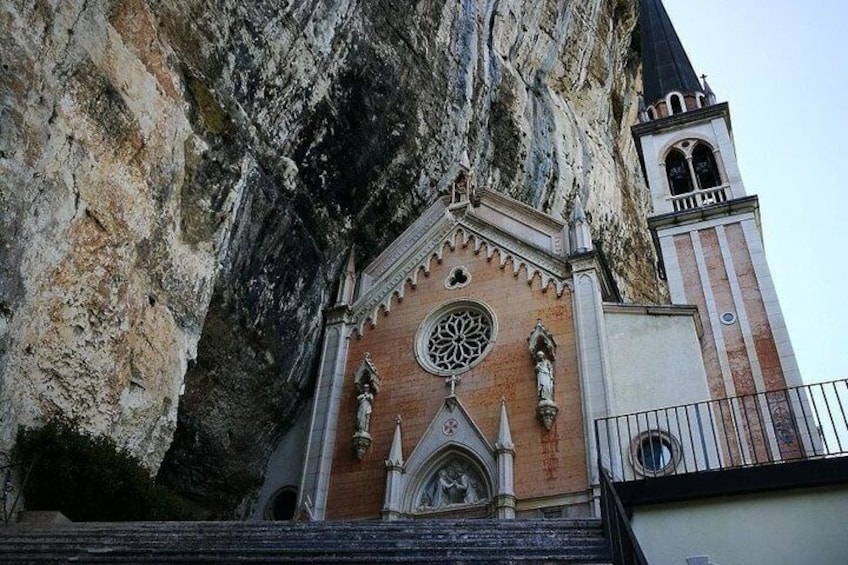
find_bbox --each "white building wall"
[632,486,848,565]
[600,308,716,480]
[604,308,709,414]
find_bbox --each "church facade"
[303,178,604,520]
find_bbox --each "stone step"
[0,519,611,563]
[4,517,605,531]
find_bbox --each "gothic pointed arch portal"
[409,449,492,517]
[389,397,499,519]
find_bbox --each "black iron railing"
[595,379,848,482]
[1,456,34,525]
[598,465,648,565]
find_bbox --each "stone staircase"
[0,518,612,563]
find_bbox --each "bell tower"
[632,0,802,402]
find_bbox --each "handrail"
[596,379,847,483]
[598,464,649,565]
[1,457,36,525]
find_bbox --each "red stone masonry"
[325,242,588,519]
[725,223,788,392]
[700,228,756,396]
[674,233,727,400]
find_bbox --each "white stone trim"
[690,231,737,399]
[398,398,497,517]
[298,320,353,519]
[740,219,803,387]
[659,233,687,304]
[382,418,405,521]
[413,299,498,376]
[739,219,817,477]
[495,401,515,519]
[364,198,449,282]
[572,266,612,486]
[602,303,699,317]
[666,91,686,115]
[444,266,472,289]
[657,135,719,162]
[352,191,579,335]
[351,222,571,336]
[476,189,568,236]
[715,226,780,457]
[710,117,746,197]
[640,114,742,214]
[656,211,757,238]
[715,226,766,393]
[628,429,683,478]
[690,231,753,464]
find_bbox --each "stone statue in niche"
[528,320,559,431]
[450,151,480,207]
[352,353,381,460]
[356,383,374,434]
[535,351,554,402]
[418,459,484,510]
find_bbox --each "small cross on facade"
[445,374,461,397]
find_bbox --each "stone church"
[5,0,847,562]
[255,0,812,532]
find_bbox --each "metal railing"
[1,455,35,525]
[595,379,848,482]
[598,465,649,565]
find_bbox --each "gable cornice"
[349,211,572,337]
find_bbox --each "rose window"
[415,301,497,376]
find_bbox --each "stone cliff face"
[0,0,659,517]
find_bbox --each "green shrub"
[12,417,192,521]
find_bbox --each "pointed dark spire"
[640,0,703,106]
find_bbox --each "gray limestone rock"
[0,0,660,517]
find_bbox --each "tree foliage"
[12,417,192,521]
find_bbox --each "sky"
[662,1,848,384]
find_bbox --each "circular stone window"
[415,300,497,376]
[630,431,680,477]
